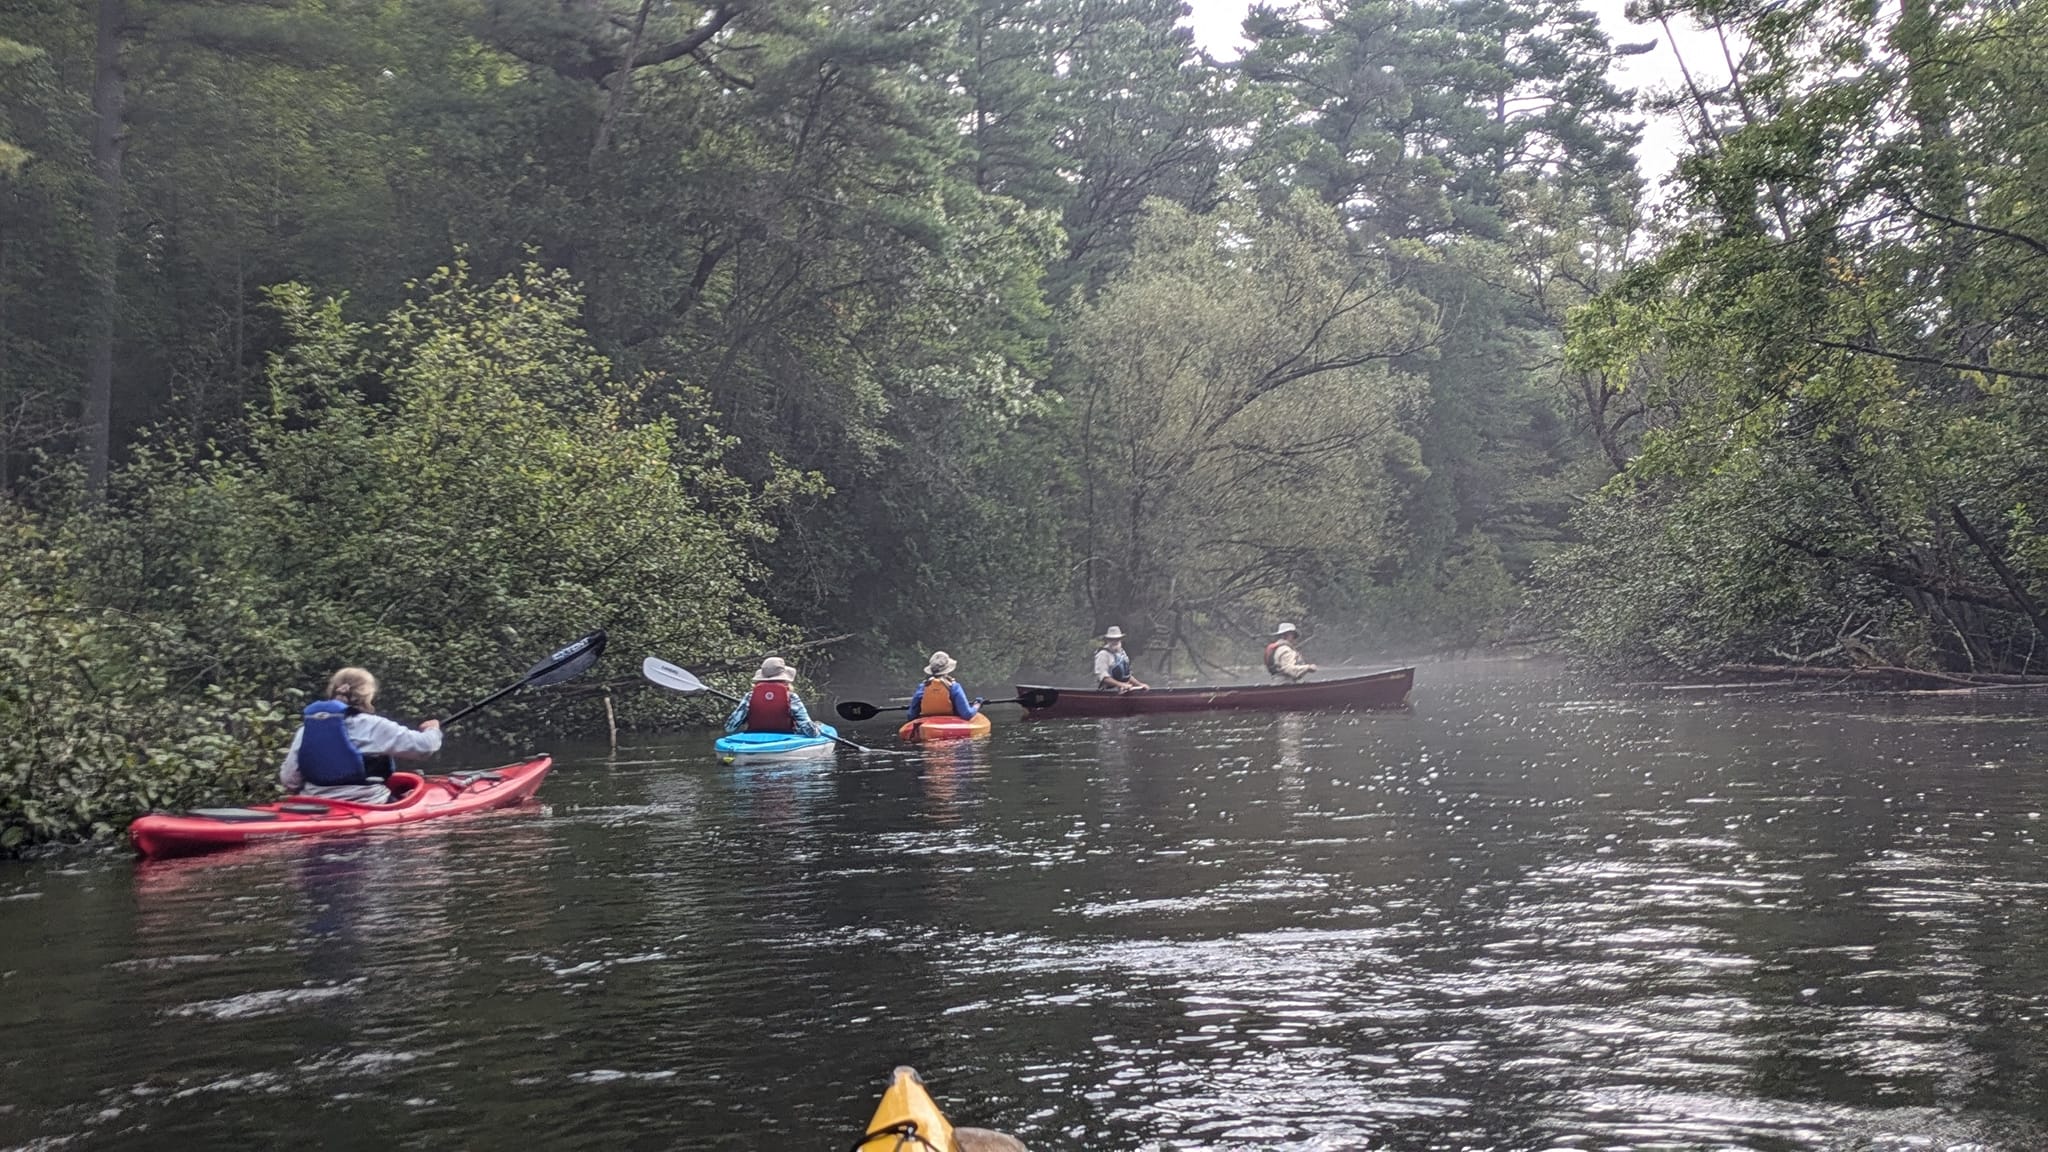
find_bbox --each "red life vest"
[744,681,797,732]
[1264,641,1284,675]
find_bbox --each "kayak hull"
[1016,667,1416,718]
[898,712,993,742]
[714,724,840,761]
[129,758,553,860]
[858,1067,955,1151]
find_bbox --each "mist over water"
[5,660,2047,1149]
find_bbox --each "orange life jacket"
[1264,641,1285,675]
[914,677,956,718]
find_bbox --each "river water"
[5,660,2048,1150]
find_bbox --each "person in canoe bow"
[279,667,443,804]
[725,657,823,736]
[1093,626,1150,693]
[908,651,982,720]
[1264,623,1318,682]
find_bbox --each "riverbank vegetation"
[2,0,2043,845]
[1536,0,2048,677]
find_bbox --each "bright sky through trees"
[1179,0,1728,181]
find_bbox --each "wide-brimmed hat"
[1101,626,1125,641]
[1273,622,1300,637]
[925,651,958,677]
[753,656,797,682]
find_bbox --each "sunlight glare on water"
[3,660,2047,1149]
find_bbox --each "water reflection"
[5,663,2048,1149]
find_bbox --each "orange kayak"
[129,758,553,859]
[898,711,993,742]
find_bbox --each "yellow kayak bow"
[854,1066,957,1151]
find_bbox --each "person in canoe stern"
[279,667,443,804]
[908,651,982,720]
[1264,623,1318,682]
[725,656,823,736]
[1093,626,1150,693]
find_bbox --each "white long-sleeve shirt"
[279,713,444,791]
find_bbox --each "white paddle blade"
[641,656,707,694]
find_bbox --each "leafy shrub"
[0,509,288,850]
[3,264,809,850]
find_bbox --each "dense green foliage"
[1068,194,1432,663]
[1,508,287,849]
[4,0,2041,844]
[1536,0,2048,675]
[0,265,799,849]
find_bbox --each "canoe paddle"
[641,656,902,756]
[834,687,1059,723]
[439,629,608,729]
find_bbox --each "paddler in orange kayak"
[1092,626,1149,693]
[279,667,443,804]
[906,651,982,722]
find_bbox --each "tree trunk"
[85,0,128,494]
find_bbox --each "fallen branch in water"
[1715,663,1995,690]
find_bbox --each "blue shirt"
[907,679,979,720]
[724,690,821,736]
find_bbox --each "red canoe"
[1015,667,1415,719]
[129,758,553,859]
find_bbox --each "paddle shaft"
[440,630,608,729]
[440,679,528,729]
[836,689,1055,722]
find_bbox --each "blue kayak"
[714,724,840,761]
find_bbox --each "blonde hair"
[326,667,379,713]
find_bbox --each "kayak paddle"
[834,687,1059,723]
[440,629,608,729]
[641,656,898,756]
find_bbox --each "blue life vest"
[1104,648,1132,682]
[298,699,367,786]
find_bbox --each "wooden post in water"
[604,692,618,751]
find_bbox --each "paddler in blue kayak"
[725,656,823,736]
[279,667,444,804]
[1092,626,1149,693]
[906,651,981,720]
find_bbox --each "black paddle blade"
[1017,687,1059,710]
[527,629,607,688]
[835,700,885,722]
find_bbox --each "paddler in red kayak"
[906,651,982,721]
[279,667,444,804]
[1264,623,1318,682]
[1092,626,1149,693]
[725,656,823,736]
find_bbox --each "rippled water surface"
[7,661,2048,1150]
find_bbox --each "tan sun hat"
[753,656,797,683]
[1273,622,1299,637]
[1102,626,1125,640]
[925,651,958,677]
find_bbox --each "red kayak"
[129,758,553,859]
